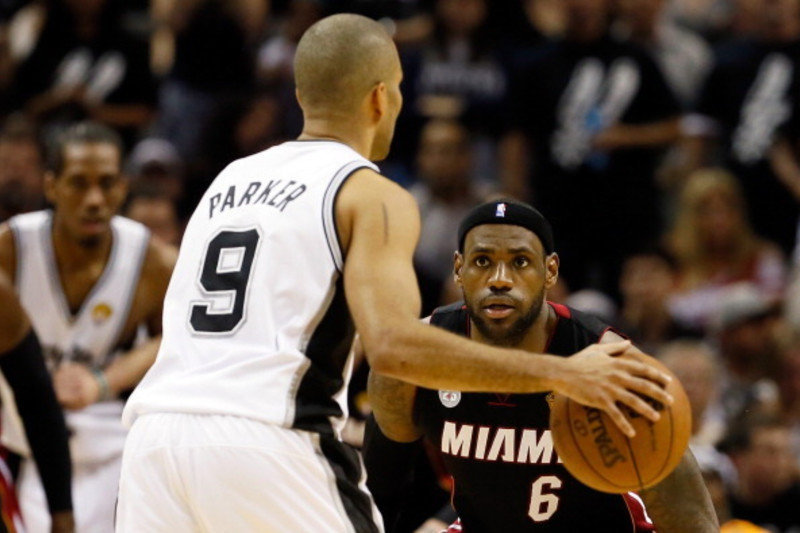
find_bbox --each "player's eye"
[474,256,490,268]
[514,256,529,268]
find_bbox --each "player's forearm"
[639,450,719,533]
[104,336,160,396]
[365,321,562,394]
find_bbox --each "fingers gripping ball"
[549,353,691,493]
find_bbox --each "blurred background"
[3,0,800,531]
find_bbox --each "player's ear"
[544,253,559,290]
[43,172,57,204]
[370,81,387,121]
[453,251,464,287]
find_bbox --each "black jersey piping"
[292,274,355,437]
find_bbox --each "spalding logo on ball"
[549,352,692,493]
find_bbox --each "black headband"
[457,200,555,254]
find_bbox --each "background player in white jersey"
[117,14,674,533]
[0,273,73,533]
[0,121,176,533]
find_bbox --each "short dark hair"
[49,121,124,175]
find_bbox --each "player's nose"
[487,262,513,290]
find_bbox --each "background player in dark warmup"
[0,272,73,533]
[365,200,718,533]
[118,14,674,533]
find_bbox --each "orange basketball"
[549,352,691,493]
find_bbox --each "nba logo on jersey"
[439,390,461,408]
[495,203,506,218]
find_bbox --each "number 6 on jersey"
[190,228,261,334]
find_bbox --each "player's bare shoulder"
[335,167,420,253]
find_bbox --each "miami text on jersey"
[441,421,564,464]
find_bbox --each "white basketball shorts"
[116,413,384,532]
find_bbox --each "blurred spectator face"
[125,196,181,246]
[733,424,796,499]
[721,313,779,364]
[694,189,743,252]
[762,0,800,40]
[619,253,675,307]
[417,120,472,198]
[0,137,45,218]
[731,0,766,36]
[564,0,611,39]
[436,0,488,37]
[660,343,718,428]
[127,139,184,202]
[617,0,664,35]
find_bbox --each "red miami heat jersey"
[415,302,656,532]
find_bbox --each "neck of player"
[51,223,112,271]
[298,118,373,160]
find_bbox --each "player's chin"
[475,317,516,340]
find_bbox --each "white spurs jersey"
[4,210,150,463]
[124,140,378,437]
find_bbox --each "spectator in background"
[0,115,45,222]
[721,414,800,532]
[666,168,787,331]
[122,183,183,246]
[7,0,157,147]
[712,283,783,425]
[615,0,712,108]
[680,0,800,254]
[501,0,682,295]
[692,444,766,533]
[617,248,699,352]
[127,137,183,193]
[775,330,800,463]
[256,0,323,137]
[189,88,289,210]
[410,118,483,314]
[393,0,510,183]
[155,0,268,162]
[658,339,727,447]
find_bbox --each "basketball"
[549,352,691,494]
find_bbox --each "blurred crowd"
[3,0,800,531]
